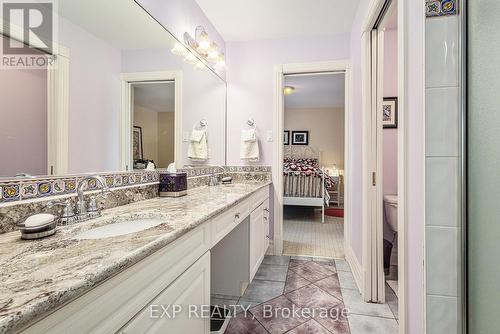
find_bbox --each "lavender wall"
[59,17,122,174]
[0,53,47,177]
[383,30,398,197]
[226,34,351,166]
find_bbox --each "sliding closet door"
[468,1,500,332]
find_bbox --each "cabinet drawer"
[211,200,249,246]
[249,186,269,210]
[23,224,211,334]
[120,252,210,334]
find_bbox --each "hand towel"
[188,129,208,161]
[240,129,260,161]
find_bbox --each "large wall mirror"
[0,0,227,179]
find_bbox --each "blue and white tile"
[20,183,38,199]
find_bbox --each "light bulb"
[207,49,219,62]
[184,53,198,65]
[197,30,211,52]
[215,53,225,68]
[195,61,206,70]
[171,42,187,56]
[283,86,295,95]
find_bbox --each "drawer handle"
[235,213,240,220]
[264,208,269,212]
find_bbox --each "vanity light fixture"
[171,42,187,56]
[184,53,198,65]
[215,53,225,68]
[194,60,206,70]
[284,86,295,95]
[180,25,225,70]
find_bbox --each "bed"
[283,146,337,223]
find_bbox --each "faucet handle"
[88,194,107,212]
[47,199,75,220]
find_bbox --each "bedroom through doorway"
[282,72,346,258]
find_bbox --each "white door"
[121,252,210,334]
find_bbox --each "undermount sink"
[74,218,164,240]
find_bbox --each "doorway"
[131,82,175,169]
[120,71,182,171]
[362,0,405,326]
[273,60,352,261]
[282,72,346,258]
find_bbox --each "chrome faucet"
[76,175,110,220]
[208,166,226,186]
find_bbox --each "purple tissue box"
[159,172,187,197]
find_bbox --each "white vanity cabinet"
[21,185,269,334]
[120,252,210,334]
[249,199,270,281]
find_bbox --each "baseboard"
[345,244,364,294]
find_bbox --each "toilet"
[383,194,398,232]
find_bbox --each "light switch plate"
[266,131,273,142]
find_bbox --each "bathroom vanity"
[0,182,270,333]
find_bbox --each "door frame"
[272,60,352,261]
[120,71,183,170]
[361,0,408,332]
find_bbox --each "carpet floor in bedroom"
[283,206,344,258]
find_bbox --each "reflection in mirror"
[0,0,226,179]
[132,82,175,170]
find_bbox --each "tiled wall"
[425,1,461,333]
[0,166,272,204]
[0,171,160,204]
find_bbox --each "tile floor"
[213,255,399,334]
[283,206,344,258]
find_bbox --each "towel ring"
[199,119,208,128]
[247,118,255,127]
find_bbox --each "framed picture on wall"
[133,126,144,160]
[291,131,309,145]
[284,130,290,145]
[382,97,398,128]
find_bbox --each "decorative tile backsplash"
[0,171,159,204]
[0,167,271,204]
[426,0,458,17]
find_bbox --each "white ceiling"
[285,73,345,109]
[59,0,173,50]
[133,82,175,113]
[195,0,360,42]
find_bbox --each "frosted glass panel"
[468,0,500,332]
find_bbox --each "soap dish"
[16,217,59,240]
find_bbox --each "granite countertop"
[0,181,271,333]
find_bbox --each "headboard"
[284,146,320,160]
